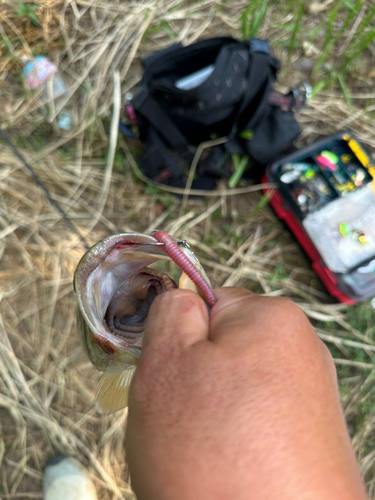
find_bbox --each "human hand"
[125,288,368,500]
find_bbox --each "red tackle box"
[263,131,375,304]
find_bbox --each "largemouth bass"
[74,231,215,413]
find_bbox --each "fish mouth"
[75,232,213,374]
[75,233,180,352]
[103,267,176,346]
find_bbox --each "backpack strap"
[141,127,222,190]
[141,127,185,186]
[230,38,278,136]
[133,88,194,162]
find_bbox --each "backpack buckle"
[290,81,312,110]
[268,81,312,112]
[249,38,270,55]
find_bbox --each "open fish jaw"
[74,231,213,412]
[74,232,208,372]
[74,233,170,369]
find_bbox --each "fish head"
[74,232,208,373]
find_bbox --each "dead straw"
[0,0,375,498]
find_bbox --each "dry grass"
[0,0,375,498]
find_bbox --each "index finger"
[141,289,209,352]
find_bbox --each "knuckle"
[264,297,318,347]
[215,287,254,300]
[273,297,306,317]
[262,300,332,373]
[271,297,310,327]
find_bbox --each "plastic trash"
[23,56,74,131]
[43,455,98,500]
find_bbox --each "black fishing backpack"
[132,36,304,189]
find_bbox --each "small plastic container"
[23,56,74,131]
[263,131,375,303]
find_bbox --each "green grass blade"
[311,80,327,98]
[346,3,375,55]
[229,154,249,188]
[163,24,177,40]
[284,0,302,10]
[288,0,306,64]
[343,0,360,12]
[241,0,269,40]
[307,22,325,47]
[312,0,347,75]
[248,192,273,219]
[309,0,360,58]
[241,4,254,40]
[313,4,360,76]
[250,0,269,37]
[343,29,375,71]
[311,72,337,98]
[337,73,354,112]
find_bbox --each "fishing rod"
[0,126,90,250]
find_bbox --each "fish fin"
[95,368,136,414]
[179,272,198,293]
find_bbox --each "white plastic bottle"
[43,455,98,500]
[23,56,74,131]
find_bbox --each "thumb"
[141,289,209,352]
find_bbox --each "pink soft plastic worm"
[152,231,217,308]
